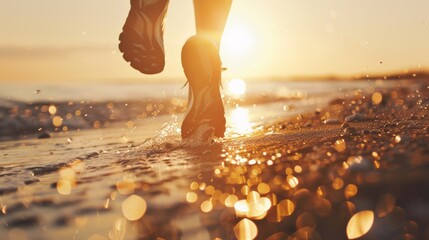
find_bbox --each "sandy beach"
[1,79,429,240]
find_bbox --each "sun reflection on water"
[227,107,254,136]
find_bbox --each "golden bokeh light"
[199,182,207,191]
[48,105,57,115]
[241,185,250,196]
[121,195,147,221]
[52,116,63,127]
[116,178,136,195]
[287,175,299,188]
[190,181,199,190]
[70,159,85,173]
[225,194,239,207]
[257,182,270,195]
[56,179,72,195]
[372,92,383,105]
[345,184,358,199]
[247,197,271,220]
[332,178,344,190]
[277,199,295,221]
[234,218,258,240]
[59,167,75,181]
[346,210,374,239]
[56,166,78,195]
[200,200,214,213]
[186,192,198,203]
[395,135,402,143]
[205,185,215,195]
[233,191,272,219]
[104,198,110,209]
[247,191,260,204]
[234,200,250,217]
[335,139,347,153]
[294,165,303,173]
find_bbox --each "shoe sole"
[119,0,168,74]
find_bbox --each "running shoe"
[119,0,169,74]
[181,35,226,139]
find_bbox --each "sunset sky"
[1,0,428,83]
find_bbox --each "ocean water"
[0,79,389,140]
[0,80,380,102]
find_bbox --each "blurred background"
[1,0,428,84]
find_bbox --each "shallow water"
[0,80,389,140]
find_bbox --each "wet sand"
[1,80,429,240]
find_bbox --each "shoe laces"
[181,67,227,89]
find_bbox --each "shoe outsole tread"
[119,0,168,74]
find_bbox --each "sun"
[227,78,246,96]
[221,22,255,56]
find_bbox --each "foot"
[181,35,226,139]
[119,0,169,74]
